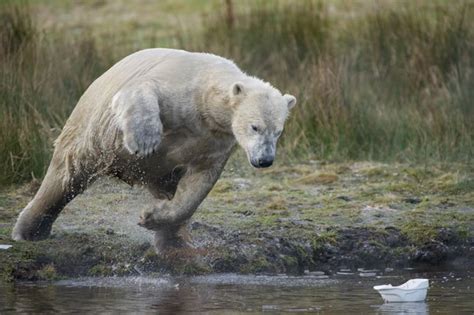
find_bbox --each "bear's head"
[230,81,297,168]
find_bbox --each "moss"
[404,167,437,184]
[294,243,314,268]
[240,256,271,274]
[0,195,8,207]
[209,180,233,195]
[181,261,212,275]
[281,255,299,273]
[261,165,313,177]
[456,227,470,241]
[265,196,288,211]
[359,165,391,178]
[446,178,474,195]
[401,222,439,245]
[88,264,114,277]
[37,264,59,280]
[142,247,159,261]
[0,265,14,282]
[266,183,284,192]
[311,231,338,252]
[254,215,279,228]
[293,172,338,185]
[386,181,420,194]
[0,225,11,236]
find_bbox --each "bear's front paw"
[111,83,163,157]
[138,211,158,230]
[138,208,172,230]
[123,127,161,157]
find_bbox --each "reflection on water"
[377,302,429,314]
[0,271,472,314]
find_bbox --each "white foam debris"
[374,279,429,302]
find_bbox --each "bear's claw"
[122,125,161,157]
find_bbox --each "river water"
[0,270,472,314]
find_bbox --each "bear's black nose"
[258,158,273,168]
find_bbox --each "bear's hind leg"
[11,153,91,241]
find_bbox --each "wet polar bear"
[12,48,297,252]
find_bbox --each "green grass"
[0,0,473,187]
[0,161,472,278]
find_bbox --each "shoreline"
[1,161,473,281]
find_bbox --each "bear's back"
[76,49,239,112]
[57,49,241,153]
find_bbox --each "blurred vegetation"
[0,0,473,186]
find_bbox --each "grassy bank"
[1,0,473,187]
[1,162,472,280]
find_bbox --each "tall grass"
[0,1,473,187]
[179,0,473,162]
[0,3,110,186]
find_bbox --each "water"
[1,271,472,314]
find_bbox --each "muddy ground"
[0,160,473,281]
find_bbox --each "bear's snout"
[251,157,274,168]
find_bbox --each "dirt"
[0,160,472,281]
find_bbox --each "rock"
[359,272,377,277]
[233,178,252,189]
[436,228,459,245]
[336,195,351,202]
[413,241,449,264]
[404,197,421,204]
[262,305,280,311]
[105,228,115,235]
[357,268,379,272]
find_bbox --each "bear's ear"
[284,94,297,109]
[231,82,245,96]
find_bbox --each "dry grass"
[0,0,473,187]
[293,173,339,185]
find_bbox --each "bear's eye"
[251,125,259,132]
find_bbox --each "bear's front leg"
[111,80,163,157]
[139,199,194,253]
[153,223,193,252]
[140,163,226,253]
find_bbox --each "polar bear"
[12,49,297,252]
